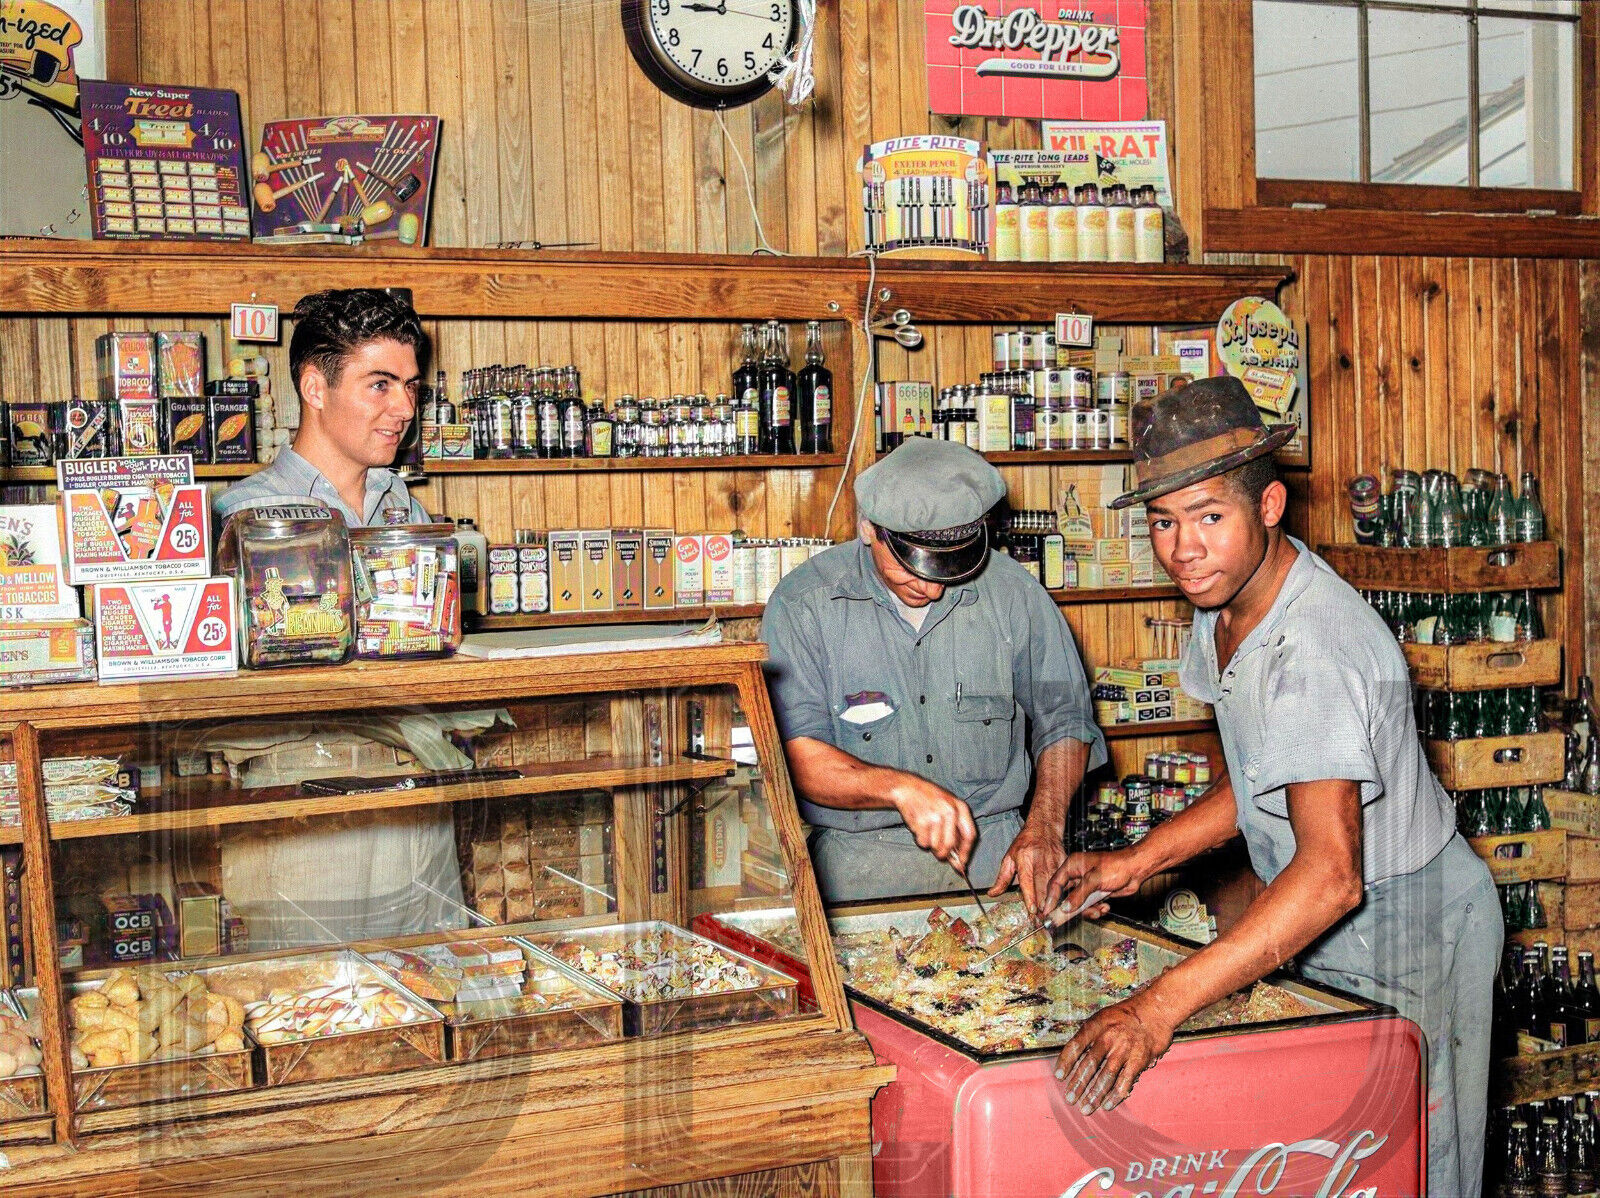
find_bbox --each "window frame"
[1250,0,1593,214]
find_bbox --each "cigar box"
[91,577,238,683]
[644,530,675,609]
[0,506,77,621]
[57,456,210,584]
[175,882,222,959]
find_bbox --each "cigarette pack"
[0,620,96,688]
[703,533,734,603]
[548,531,582,614]
[674,534,705,606]
[644,530,675,610]
[156,331,206,398]
[96,332,157,401]
[57,457,210,584]
[579,529,614,613]
[91,576,238,682]
[612,529,644,610]
[0,505,78,620]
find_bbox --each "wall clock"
[622,0,798,110]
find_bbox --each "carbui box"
[56,456,210,585]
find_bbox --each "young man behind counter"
[210,287,462,950]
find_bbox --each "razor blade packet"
[349,525,461,660]
[56,456,210,585]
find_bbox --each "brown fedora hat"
[1110,376,1296,510]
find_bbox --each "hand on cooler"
[1045,850,1146,924]
[890,777,977,873]
[1053,994,1174,1114]
[987,824,1067,921]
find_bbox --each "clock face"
[625,0,797,109]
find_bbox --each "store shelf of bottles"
[430,454,845,475]
[876,448,1133,465]
[1051,584,1183,605]
[2,463,260,484]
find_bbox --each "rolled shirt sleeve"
[760,593,835,744]
[1012,580,1107,772]
[1250,641,1382,815]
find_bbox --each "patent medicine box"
[92,576,238,683]
[57,456,210,585]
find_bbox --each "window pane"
[1479,16,1575,188]
[1369,11,1471,185]
[1479,1,1578,15]
[1254,0,1361,181]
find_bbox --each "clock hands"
[676,0,777,18]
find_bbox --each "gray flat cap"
[855,438,1006,533]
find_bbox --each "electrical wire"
[823,250,878,537]
[769,0,817,106]
[716,107,786,256]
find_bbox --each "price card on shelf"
[1056,312,1095,348]
[230,303,279,343]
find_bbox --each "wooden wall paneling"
[1466,261,1496,477]
[1297,255,1337,550]
[1396,257,1428,471]
[1582,264,1600,682]
[752,92,791,253]
[1558,260,1587,687]
[811,1,851,257]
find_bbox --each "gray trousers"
[808,809,1025,903]
[1300,834,1501,1198]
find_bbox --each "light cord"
[823,250,879,536]
[769,0,817,106]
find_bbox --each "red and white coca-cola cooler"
[695,898,1425,1198]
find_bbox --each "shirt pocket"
[950,692,1015,785]
[833,703,905,770]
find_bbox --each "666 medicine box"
[92,578,238,683]
[57,456,210,585]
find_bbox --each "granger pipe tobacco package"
[56,456,210,585]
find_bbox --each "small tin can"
[1007,329,1026,368]
[1110,404,1129,447]
[1036,407,1067,451]
[163,395,211,461]
[1064,366,1094,408]
[62,398,110,459]
[1086,407,1111,450]
[991,329,1011,372]
[1031,368,1064,404]
[778,538,806,579]
[732,538,759,603]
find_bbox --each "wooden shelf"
[0,755,732,845]
[1206,206,1600,260]
[431,453,845,474]
[879,448,1133,464]
[3,462,259,483]
[1051,584,1184,604]
[0,240,1292,324]
[1102,718,1215,740]
[1318,542,1562,593]
[0,644,770,730]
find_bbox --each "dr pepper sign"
[925,1,1148,121]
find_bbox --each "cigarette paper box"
[0,505,78,620]
[579,529,614,613]
[644,531,675,609]
[0,620,96,687]
[176,881,222,958]
[613,529,644,610]
[547,531,582,614]
[92,576,238,683]
[703,532,734,603]
[674,534,705,606]
[57,456,210,584]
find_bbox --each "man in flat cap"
[1049,378,1498,1198]
[761,438,1105,916]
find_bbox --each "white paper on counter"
[456,620,723,659]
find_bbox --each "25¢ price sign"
[231,302,279,343]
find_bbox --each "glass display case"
[0,645,882,1193]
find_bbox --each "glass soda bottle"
[795,320,833,454]
[1517,472,1547,543]
[1490,473,1518,547]
[1506,1120,1536,1198]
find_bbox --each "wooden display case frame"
[0,644,890,1195]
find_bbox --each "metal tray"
[358,936,623,1063]
[0,990,46,1126]
[529,921,799,1037]
[197,950,446,1086]
[19,975,253,1112]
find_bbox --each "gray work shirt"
[761,540,1107,832]
[1179,537,1455,887]
[213,447,428,528]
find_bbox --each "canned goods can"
[778,538,807,578]
[755,541,782,601]
[1036,407,1067,450]
[1064,366,1094,408]
[1095,372,1119,408]
[1031,368,1064,403]
[1103,371,1132,407]
[733,540,759,603]
[1110,405,1129,447]
[1018,328,1041,369]
[1086,407,1111,449]
[992,330,1010,372]
[1007,329,1026,367]
[1068,408,1090,449]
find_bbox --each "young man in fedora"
[1048,377,1500,1198]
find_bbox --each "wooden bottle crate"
[1469,829,1569,884]
[1498,1040,1600,1107]
[1404,639,1563,691]
[1426,731,1567,790]
[1548,790,1600,838]
[1319,542,1561,593]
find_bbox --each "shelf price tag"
[230,302,279,343]
[1056,312,1094,348]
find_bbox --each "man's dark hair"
[289,289,427,395]
[1223,454,1280,507]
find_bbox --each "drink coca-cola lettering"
[1056,1131,1389,1198]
